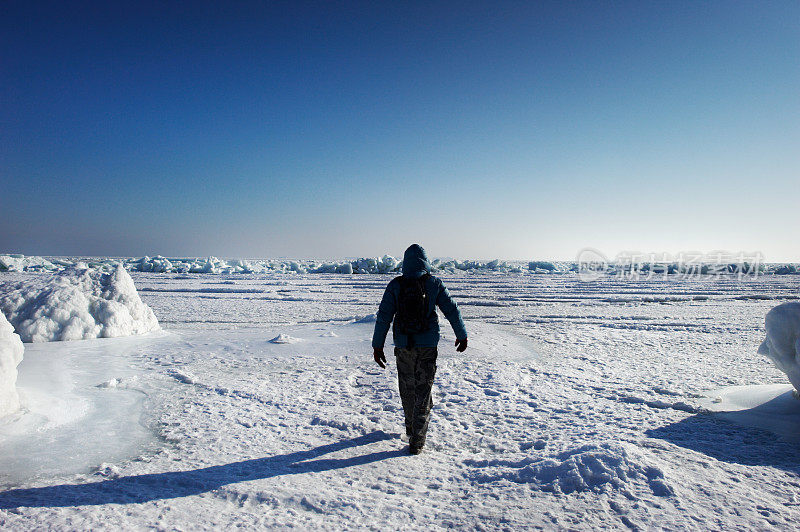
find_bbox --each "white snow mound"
[758,302,800,392]
[470,442,672,496]
[0,264,160,342]
[519,444,672,496]
[0,311,24,416]
[269,333,302,344]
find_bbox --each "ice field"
[1,267,800,529]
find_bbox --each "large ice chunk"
[0,254,56,272]
[0,264,160,342]
[759,302,800,392]
[0,311,24,416]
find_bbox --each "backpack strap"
[416,273,431,303]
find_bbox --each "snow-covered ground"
[1,270,800,529]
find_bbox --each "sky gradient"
[1,1,798,261]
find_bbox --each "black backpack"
[395,273,431,336]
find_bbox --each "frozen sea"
[1,269,800,529]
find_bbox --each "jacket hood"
[402,244,430,278]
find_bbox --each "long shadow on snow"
[0,431,402,509]
[647,409,800,472]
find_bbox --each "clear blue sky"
[1,1,798,261]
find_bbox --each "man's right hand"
[373,347,386,369]
[455,338,468,352]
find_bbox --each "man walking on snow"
[372,244,468,455]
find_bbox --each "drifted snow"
[468,442,673,496]
[758,302,800,392]
[701,384,800,443]
[0,265,159,342]
[268,333,302,344]
[0,312,24,416]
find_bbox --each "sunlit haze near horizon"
[1,2,798,261]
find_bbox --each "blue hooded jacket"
[372,244,467,349]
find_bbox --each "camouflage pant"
[394,346,438,447]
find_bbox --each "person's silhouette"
[372,244,467,455]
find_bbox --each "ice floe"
[0,264,160,342]
[758,302,800,392]
[0,312,24,416]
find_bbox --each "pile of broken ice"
[0,311,24,417]
[1,253,797,276]
[0,264,160,343]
